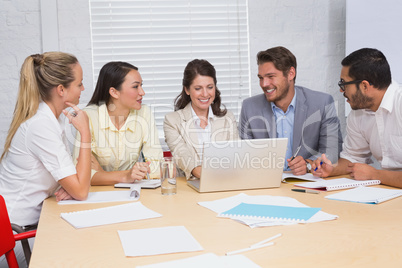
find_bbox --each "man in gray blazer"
[239,46,342,175]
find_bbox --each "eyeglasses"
[338,79,363,91]
[338,79,363,92]
[338,79,373,91]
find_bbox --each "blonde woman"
[0,52,91,229]
[72,61,163,185]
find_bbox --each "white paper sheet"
[118,226,203,257]
[58,190,138,205]
[136,253,261,268]
[61,202,161,228]
[198,193,338,228]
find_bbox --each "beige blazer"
[163,103,239,179]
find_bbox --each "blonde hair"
[1,52,78,161]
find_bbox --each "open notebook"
[282,173,324,183]
[114,179,161,189]
[295,178,381,191]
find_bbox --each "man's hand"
[288,156,308,175]
[311,154,334,178]
[346,162,377,180]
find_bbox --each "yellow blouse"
[73,103,163,178]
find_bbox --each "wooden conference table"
[30,176,402,268]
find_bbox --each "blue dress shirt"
[271,91,297,170]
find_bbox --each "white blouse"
[190,105,214,165]
[0,102,76,226]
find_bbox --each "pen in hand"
[290,145,302,161]
[140,151,151,181]
[314,161,323,172]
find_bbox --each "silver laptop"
[187,138,287,192]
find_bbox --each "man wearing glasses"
[239,46,343,175]
[313,48,402,188]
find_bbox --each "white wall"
[0,0,93,154]
[248,0,346,130]
[0,0,41,152]
[346,0,402,82]
[0,0,347,154]
[344,0,402,115]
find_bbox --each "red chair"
[163,151,172,157]
[0,195,36,268]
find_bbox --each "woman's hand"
[63,102,90,135]
[126,162,151,182]
[54,187,74,201]
[191,166,202,179]
[91,155,104,172]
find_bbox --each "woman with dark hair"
[72,61,163,185]
[164,59,239,179]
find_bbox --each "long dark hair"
[174,59,227,117]
[88,61,138,106]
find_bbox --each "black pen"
[290,145,302,161]
[292,189,320,194]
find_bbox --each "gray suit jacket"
[164,103,239,179]
[239,86,342,162]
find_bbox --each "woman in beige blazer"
[164,59,239,179]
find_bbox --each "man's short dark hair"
[257,46,297,83]
[341,48,392,90]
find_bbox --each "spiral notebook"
[295,178,381,191]
[325,186,402,204]
[218,203,321,222]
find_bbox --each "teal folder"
[218,203,321,222]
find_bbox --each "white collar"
[189,104,214,123]
[378,80,399,113]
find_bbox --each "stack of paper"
[198,193,338,228]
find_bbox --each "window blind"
[89,0,250,146]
